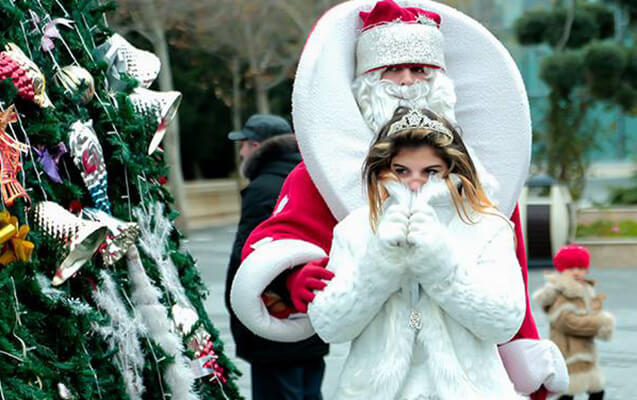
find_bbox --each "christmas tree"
[0,1,240,398]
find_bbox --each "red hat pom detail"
[360,0,441,30]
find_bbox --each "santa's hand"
[498,339,569,395]
[286,257,334,313]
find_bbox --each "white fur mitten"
[405,178,457,285]
[377,180,411,251]
[597,311,616,341]
[365,181,412,292]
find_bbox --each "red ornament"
[0,43,52,107]
[158,176,167,185]
[192,333,227,385]
[68,200,83,214]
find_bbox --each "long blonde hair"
[362,107,494,229]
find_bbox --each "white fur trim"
[230,239,327,342]
[293,0,531,220]
[547,302,585,323]
[532,283,557,308]
[356,21,445,75]
[565,353,596,365]
[498,339,569,395]
[567,365,605,395]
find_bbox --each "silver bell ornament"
[129,87,182,155]
[68,120,111,213]
[54,65,95,104]
[93,33,161,90]
[82,208,139,265]
[31,201,107,286]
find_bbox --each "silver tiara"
[387,108,453,139]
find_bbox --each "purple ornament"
[33,142,67,183]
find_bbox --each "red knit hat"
[553,244,591,272]
[356,0,445,75]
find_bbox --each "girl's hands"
[377,181,412,251]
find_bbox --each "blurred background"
[108,0,636,267]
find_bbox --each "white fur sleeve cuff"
[597,311,616,341]
[498,339,569,395]
[230,239,327,342]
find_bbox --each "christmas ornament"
[41,18,74,52]
[0,43,53,108]
[33,142,67,183]
[93,33,161,91]
[127,246,199,400]
[93,270,146,400]
[82,208,139,265]
[68,120,111,213]
[68,200,83,214]
[0,106,30,206]
[129,88,182,155]
[53,65,95,104]
[189,329,227,385]
[0,210,34,266]
[31,201,107,286]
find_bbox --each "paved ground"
[185,224,637,400]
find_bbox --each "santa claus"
[230,0,567,398]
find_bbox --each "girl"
[308,107,526,399]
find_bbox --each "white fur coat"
[308,182,526,400]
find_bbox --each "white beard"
[352,69,457,134]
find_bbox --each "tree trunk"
[231,61,241,132]
[242,21,271,114]
[231,57,243,190]
[255,76,270,113]
[140,0,188,231]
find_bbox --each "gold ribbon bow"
[0,210,34,265]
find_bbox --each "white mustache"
[376,79,431,102]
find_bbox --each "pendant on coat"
[409,309,422,330]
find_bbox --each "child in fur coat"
[533,244,615,400]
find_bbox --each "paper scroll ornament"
[54,65,95,104]
[0,43,53,108]
[31,201,107,286]
[129,88,182,155]
[0,106,30,206]
[82,208,139,265]
[93,33,161,90]
[68,120,111,213]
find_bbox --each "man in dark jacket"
[225,114,328,400]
